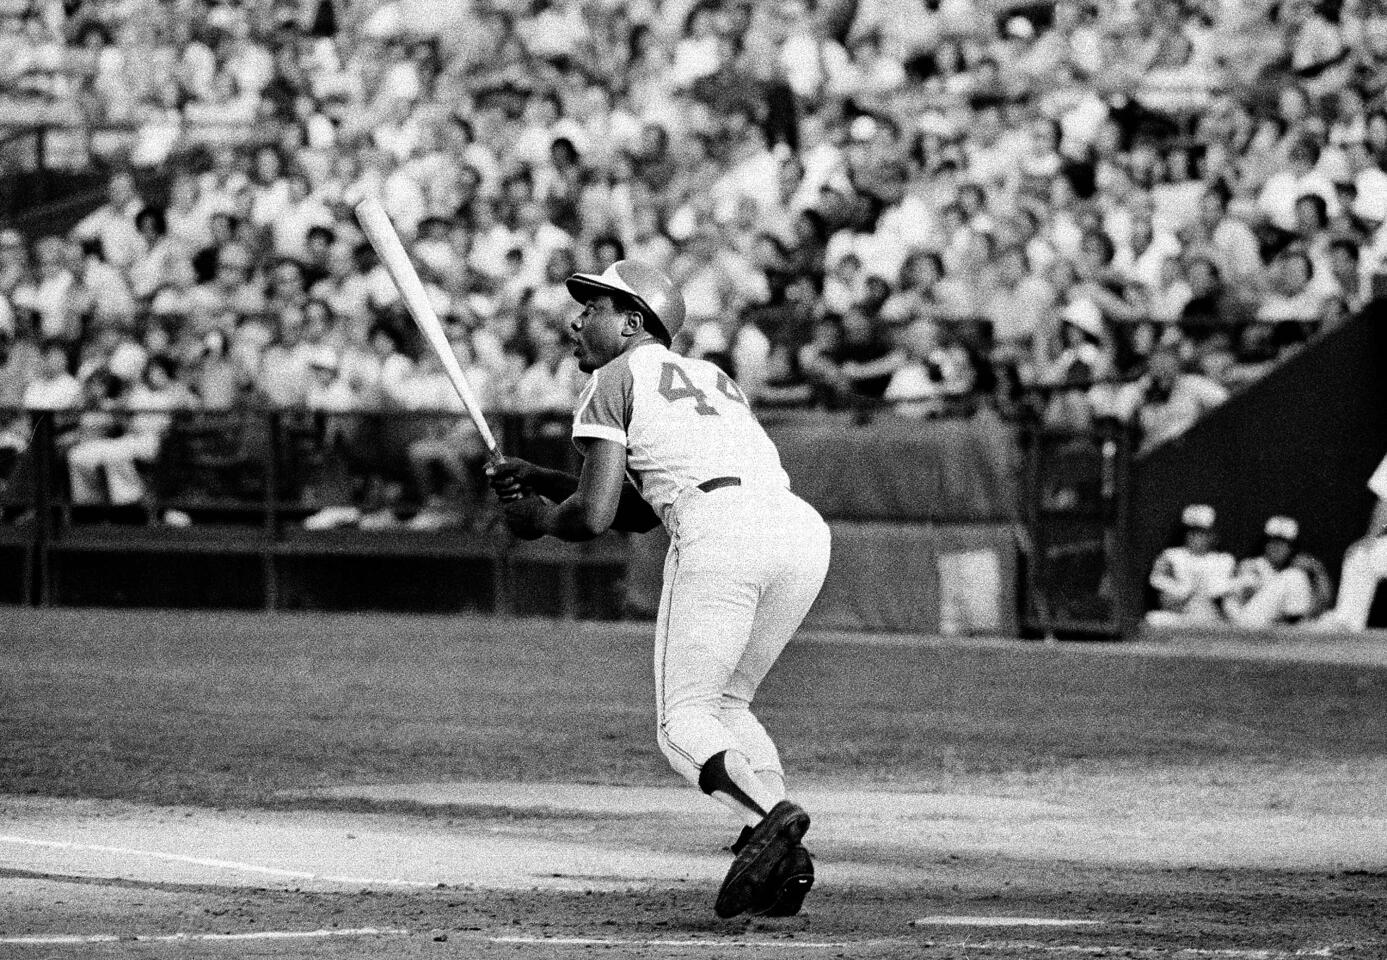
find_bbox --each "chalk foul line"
[0,928,408,946]
[0,834,448,888]
[490,937,1340,958]
[490,937,900,949]
[912,915,1105,927]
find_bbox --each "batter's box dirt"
[2,789,1385,958]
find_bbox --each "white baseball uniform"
[1330,453,1387,631]
[1223,556,1314,628]
[573,341,831,798]
[1145,545,1236,627]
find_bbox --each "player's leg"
[720,499,830,787]
[711,498,830,919]
[1226,586,1277,628]
[1332,536,1387,631]
[1144,609,1188,627]
[719,528,831,803]
[654,540,780,826]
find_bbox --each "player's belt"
[696,476,742,494]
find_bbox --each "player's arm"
[488,455,657,532]
[487,457,581,502]
[505,439,629,542]
[499,359,663,538]
[1149,552,1188,598]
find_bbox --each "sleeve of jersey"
[572,361,633,448]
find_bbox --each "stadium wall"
[624,416,1024,635]
[1123,306,1387,631]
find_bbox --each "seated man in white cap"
[1223,516,1324,628]
[1146,504,1236,627]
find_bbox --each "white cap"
[1264,515,1299,540]
[1182,504,1216,529]
[1005,15,1035,39]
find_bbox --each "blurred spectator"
[67,355,193,505]
[798,308,901,407]
[71,172,144,272]
[883,319,973,418]
[1257,249,1330,324]
[510,316,583,412]
[1097,349,1228,451]
[22,341,80,411]
[0,331,38,464]
[395,334,493,532]
[1257,138,1339,235]
[983,244,1054,357]
[1146,503,1236,628]
[1180,256,1255,333]
[13,238,81,344]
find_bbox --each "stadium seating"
[0,0,1384,630]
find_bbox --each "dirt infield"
[4,771,1387,958]
[2,609,1387,957]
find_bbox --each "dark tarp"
[767,413,1021,523]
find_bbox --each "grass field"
[3,607,1387,959]
[3,607,1386,806]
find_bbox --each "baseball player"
[1320,452,1387,630]
[486,260,831,919]
[1222,516,1320,628]
[1144,504,1236,626]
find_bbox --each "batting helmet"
[566,260,686,345]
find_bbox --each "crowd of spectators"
[0,0,1386,524]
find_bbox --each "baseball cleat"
[752,844,815,917]
[714,800,810,919]
[726,825,754,854]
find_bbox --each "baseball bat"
[354,197,501,460]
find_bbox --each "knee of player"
[654,726,686,772]
[717,693,751,715]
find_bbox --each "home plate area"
[1,782,1382,959]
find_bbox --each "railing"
[0,399,1141,633]
[0,406,620,613]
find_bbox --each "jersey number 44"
[657,361,749,417]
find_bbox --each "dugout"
[1122,307,1387,632]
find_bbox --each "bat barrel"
[354,197,501,458]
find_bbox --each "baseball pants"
[1333,535,1387,631]
[654,485,831,790]
[1224,568,1314,628]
